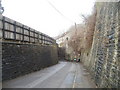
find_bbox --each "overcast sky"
[2,0,95,37]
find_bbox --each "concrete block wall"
[82,2,120,88]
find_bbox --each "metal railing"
[0,15,56,45]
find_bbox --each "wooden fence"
[0,15,56,45]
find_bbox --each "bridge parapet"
[0,15,56,45]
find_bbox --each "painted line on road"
[72,63,77,88]
[24,62,67,88]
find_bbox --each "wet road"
[3,61,96,88]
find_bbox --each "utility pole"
[0,0,4,14]
[75,22,77,36]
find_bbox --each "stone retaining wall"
[2,42,58,81]
[0,15,58,81]
[82,2,120,88]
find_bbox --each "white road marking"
[72,63,77,88]
[24,62,67,88]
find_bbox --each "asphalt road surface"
[3,61,96,88]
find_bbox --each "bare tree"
[68,6,97,56]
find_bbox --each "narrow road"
[3,61,96,88]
